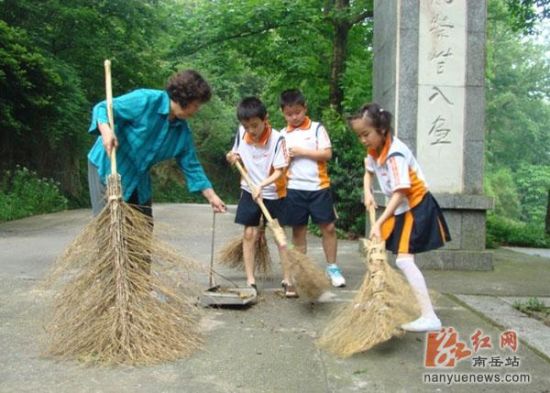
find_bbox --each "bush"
[486,213,550,248]
[484,166,521,220]
[0,166,68,221]
[514,164,550,224]
[513,297,546,313]
[323,108,366,237]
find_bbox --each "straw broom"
[234,161,329,301]
[217,216,272,276]
[43,60,203,365]
[316,206,419,357]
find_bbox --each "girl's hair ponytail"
[349,103,393,135]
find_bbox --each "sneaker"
[326,264,346,287]
[401,316,442,332]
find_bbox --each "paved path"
[504,247,550,259]
[1,204,549,393]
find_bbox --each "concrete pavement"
[1,204,549,393]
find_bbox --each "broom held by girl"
[349,103,451,332]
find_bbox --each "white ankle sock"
[396,255,438,320]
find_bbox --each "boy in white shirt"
[278,89,345,287]
[226,97,296,296]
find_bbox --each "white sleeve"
[365,156,375,173]
[231,126,243,153]
[386,154,411,191]
[316,124,331,150]
[272,137,288,169]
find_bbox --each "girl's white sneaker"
[401,316,442,332]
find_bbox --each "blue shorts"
[235,190,284,227]
[280,188,336,226]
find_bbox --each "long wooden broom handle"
[234,161,274,223]
[104,59,117,176]
[368,205,376,226]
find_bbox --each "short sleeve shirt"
[366,136,428,215]
[281,117,331,191]
[232,125,288,199]
[87,89,212,203]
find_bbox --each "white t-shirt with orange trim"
[232,125,288,200]
[281,117,331,191]
[365,136,428,215]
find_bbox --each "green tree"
[0,0,179,203]
[503,0,550,34]
[484,165,521,220]
[172,0,373,114]
[0,21,87,197]
[486,1,550,168]
[515,164,550,223]
[485,0,550,245]
[0,0,171,101]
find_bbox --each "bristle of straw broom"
[216,236,244,269]
[317,238,419,357]
[217,230,272,277]
[287,248,330,300]
[255,228,272,276]
[43,175,203,365]
[267,220,330,301]
[231,161,327,298]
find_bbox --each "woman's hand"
[202,189,226,213]
[98,122,118,157]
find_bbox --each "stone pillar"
[372,0,493,270]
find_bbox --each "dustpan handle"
[208,212,216,288]
[104,59,117,176]
[234,161,274,223]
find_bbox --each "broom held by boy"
[88,69,226,217]
[349,102,451,332]
[278,89,346,288]
[226,97,295,296]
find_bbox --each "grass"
[513,297,550,327]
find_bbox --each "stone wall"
[372,0,493,270]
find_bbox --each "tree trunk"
[545,189,550,235]
[329,0,351,114]
[329,21,349,114]
[327,0,373,114]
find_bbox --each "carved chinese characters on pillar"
[417,0,466,192]
[428,2,455,146]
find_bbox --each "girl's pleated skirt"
[384,192,451,254]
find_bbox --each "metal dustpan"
[200,212,257,307]
[200,285,257,307]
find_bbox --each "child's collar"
[243,121,272,146]
[286,116,311,132]
[368,135,392,165]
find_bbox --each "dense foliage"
[1,0,549,246]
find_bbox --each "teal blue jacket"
[88,89,212,204]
